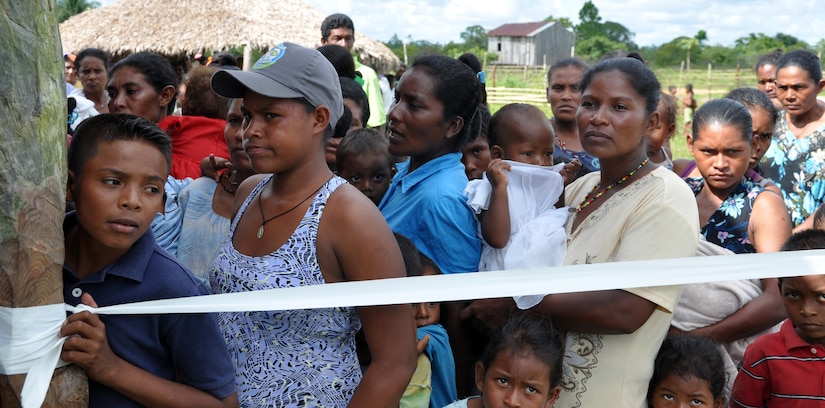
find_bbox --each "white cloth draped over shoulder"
[673,237,782,395]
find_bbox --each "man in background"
[321,13,387,131]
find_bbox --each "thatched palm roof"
[59,0,400,73]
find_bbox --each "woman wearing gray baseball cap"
[209,43,416,407]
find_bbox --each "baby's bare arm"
[480,159,512,248]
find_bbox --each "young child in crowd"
[460,105,492,180]
[443,313,563,408]
[682,83,697,137]
[336,128,394,206]
[464,103,575,309]
[60,114,238,407]
[730,229,825,407]
[395,233,457,408]
[648,92,677,170]
[647,335,726,408]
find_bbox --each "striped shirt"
[731,319,825,407]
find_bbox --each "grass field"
[485,65,763,160]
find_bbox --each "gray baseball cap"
[211,42,343,128]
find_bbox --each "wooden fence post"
[735,64,741,88]
[0,0,88,406]
[707,63,712,101]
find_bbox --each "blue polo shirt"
[63,212,236,407]
[379,152,481,274]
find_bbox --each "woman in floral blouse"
[761,49,825,228]
[675,99,791,389]
[687,98,791,254]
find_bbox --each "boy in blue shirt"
[60,114,238,408]
[394,233,457,408]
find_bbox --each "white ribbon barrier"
[69,249,825,314]
[0,304,70,408]
[4,249,825,407]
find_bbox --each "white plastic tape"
[67,249,825,315]
[5,249,825,408]
[0,304,70,408]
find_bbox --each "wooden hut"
[59,0,400,74]
[487,22,575,66]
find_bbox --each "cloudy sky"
[304,0,824,47]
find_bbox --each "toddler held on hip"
[464,103,579,309]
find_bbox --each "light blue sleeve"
[151,176,193,256]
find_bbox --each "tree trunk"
[0,0,88,406]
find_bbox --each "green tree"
[575,1,603,41]
[573,1,637,61]
[602,21,637,49]
[734,32,809,56]
[577,36,626,62]
[386,33,403,49]
[647,38,685,67]
[544,15,573,29]
[700,44,741,68]
[679,30,707,72]
[815,39,825,59]
[460,25,487,50]
[57,0,99,23]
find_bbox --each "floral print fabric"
[760,112,825,226]
[686,177,766,254]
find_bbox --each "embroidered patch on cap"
[253,43,287,70]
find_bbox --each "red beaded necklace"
[576,159,648,213]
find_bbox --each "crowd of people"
[56,11,825,408]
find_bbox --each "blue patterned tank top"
[210,175,362,407]
[686,177,766,254]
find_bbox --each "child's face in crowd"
[492,116,555,166]
[649,373,724,408]
[68,140,167,255]
[413,263,441,328]
[461,135,492,180]
[225,98,252,174]
[338,152,393,206]
[475,350,560,408]
[749,107,774,166]
[343,98,364,130]
[648,99,674,155]
[414,301,439,328]
[107,67,173,124]
[688,123,753,192]
[241,91,323,174]
[782,275,825,346]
